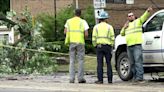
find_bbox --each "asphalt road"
[0,88,53,92]
[0,73,164,92]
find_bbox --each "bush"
[37,13,56,42]
[37,6,74,42]
[0,8,58,74]
[44,41,69,53]
[37,5,95,54]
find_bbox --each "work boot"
[108,81,112,84]
[132,79,146,85]
[69,80,75,83]
[95,80,103,84]
[78,79,86,83]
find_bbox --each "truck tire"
[117,52,133,81]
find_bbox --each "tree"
[0,0,10,14]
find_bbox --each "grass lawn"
[57,55,97,72]
[57,54,116,73]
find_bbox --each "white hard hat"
[98,11,109,19]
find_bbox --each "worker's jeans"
[96,44,113,82]
[69,43,85,81]
[127,44,144,81]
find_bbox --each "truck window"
[145,12,164,32]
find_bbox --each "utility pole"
[54,0,57,40]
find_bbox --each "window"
[106,0,126,4]
[145,12,164,32]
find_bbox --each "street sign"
[100,0,106,8]
[94,0,106,8]
[94,9,104,18]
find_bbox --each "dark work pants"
[96,44,113,82]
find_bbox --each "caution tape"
[0,44,68,55]
[0,45,96,58]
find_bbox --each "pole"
[76,0,79,9]
[54,0,57,40]
[93,0,97,24]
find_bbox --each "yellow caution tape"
[0,45,96,58]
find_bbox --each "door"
[142,11,164,63]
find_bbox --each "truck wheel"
[117,52,133,81]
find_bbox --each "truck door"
[142,12,164,63]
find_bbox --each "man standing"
[120,7,153,82]
[92,11,115,84]
[64,9,89,83]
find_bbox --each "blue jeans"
[127,44,144,80]
[96,44,113,82]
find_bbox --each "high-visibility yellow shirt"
[65,17,86,45]
[92,22,115,47]
[120,11,150,46]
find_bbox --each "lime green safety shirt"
[92,22,115,47]
[65,17,85,45]
[120,11,150,46]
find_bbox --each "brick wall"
[79,0,164,31]
[106,0,164,30]
[10,0,74,16]
[10,0,164,31]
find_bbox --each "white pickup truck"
[114,9,164,81]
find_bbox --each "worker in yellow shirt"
[64,9,89,83]
[92,11,115,84]
[120,7,153,82]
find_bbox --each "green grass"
[57,54,116,73]
[57,55,97,72]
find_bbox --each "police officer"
[120,7,152,82]
[92,11,115,84]
[64,9,89,83]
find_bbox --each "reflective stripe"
[95,28,98,42]
[125,29,142,35]
[95,27,110,39]
[95,26,113,43]
[69,30,84,33]
[66,17,85,44]
[96,28,98,36]
[125,21,142,35]
[107,27,110,38]
[125,26,142,35]
[126,26,142,31]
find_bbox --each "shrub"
[37,5,95,54]
[0,8,58,74]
